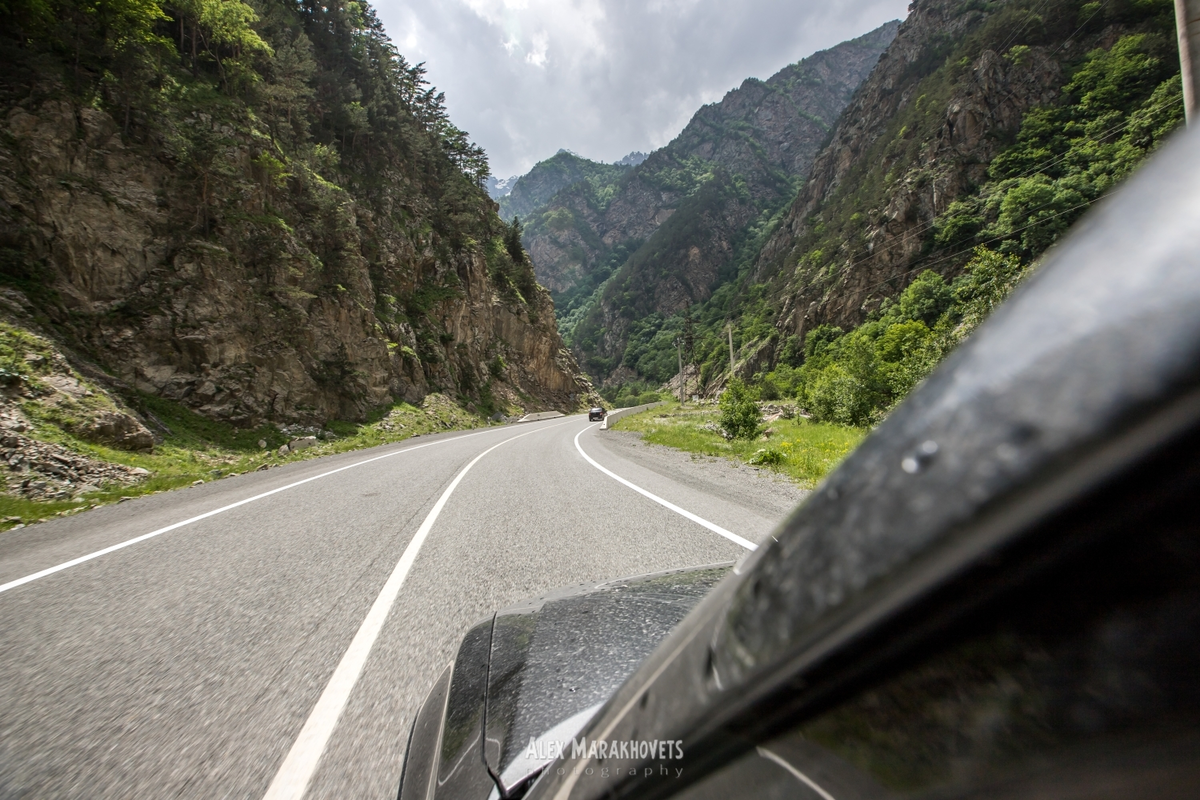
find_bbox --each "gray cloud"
[371,0,911,177]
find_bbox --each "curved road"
[0,415,792,799]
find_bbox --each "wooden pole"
[1177,0,1200,124]
[727,321,735,381]
[675,340,684,403]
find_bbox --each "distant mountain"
[485,174,519,199]
[497,151,631,222]
[616,151,648,167]
[519,21,901,382]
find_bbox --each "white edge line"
[573,425,756,551]
[757,747,838,800]
[0,425,522,595]
[262,421,570,800]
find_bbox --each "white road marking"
[0,425,527,596]
[757,746,838,800]
[262,421,570,800]
[573,425,757,551]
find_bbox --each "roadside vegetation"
[598,381,670,409]
[0,386,490,531]
[611,400,865,489]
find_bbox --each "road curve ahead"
[0,415,790,799]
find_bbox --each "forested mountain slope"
[758,0,1182,341]
[606,0,1182,413]
[0,0,591,428]
[523,22,900,383]
[497,150,631,224]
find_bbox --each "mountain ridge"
[524,20,901,383]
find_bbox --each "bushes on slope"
[763,248,1027,426]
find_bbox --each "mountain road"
[0,414,800,799]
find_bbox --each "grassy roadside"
[0,392,491,531]
[610,401,865,489]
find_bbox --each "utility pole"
[1177,0,1200,124]
[727,321,735,381]
[674,339,685,403]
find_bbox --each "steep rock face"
[0,96,591,425]
[522,180,613,294]
[755,0,1130,344]
[552,21,899,380]
[586,171,757,365]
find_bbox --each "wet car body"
[399,129,1200,800]
[398,567,729,800]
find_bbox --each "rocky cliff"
[0,0,593,427]
[757,0,1182,346]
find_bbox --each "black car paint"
[402,123,1200,800]
[588,408,606,422]
[399,621,495,800]
[484,567,728,795]
[400,567,730,800]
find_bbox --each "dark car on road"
[587,407,607,422]
[397,130,1200,800]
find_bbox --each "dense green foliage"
[534,25,901,391]
[1,0,492,184]
[553,240,641,338]
[597,380,664,408]
[504,153,645,341]
[0,0,528,308]
[718,378,762,439]
[563,142,805,383]
[936,29,1183,259]
[488,217,538,303]
[762,247,1026,425]
[575,183,786,383]
[0,0,552,419]
[612,402,866,489]
[499,150,630,221]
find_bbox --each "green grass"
[0,392,493,532]
[611,401,866,489]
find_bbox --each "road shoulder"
[592,429,809,525]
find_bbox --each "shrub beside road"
[610,401,864,489]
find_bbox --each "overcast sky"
[370,0,911,178]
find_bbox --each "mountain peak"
[486,174,519,200]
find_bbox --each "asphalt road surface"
[0,415,798,799]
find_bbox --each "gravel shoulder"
[594,429,810,525]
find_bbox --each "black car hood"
[482,565,731,796]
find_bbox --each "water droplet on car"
[902,440,939,473]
